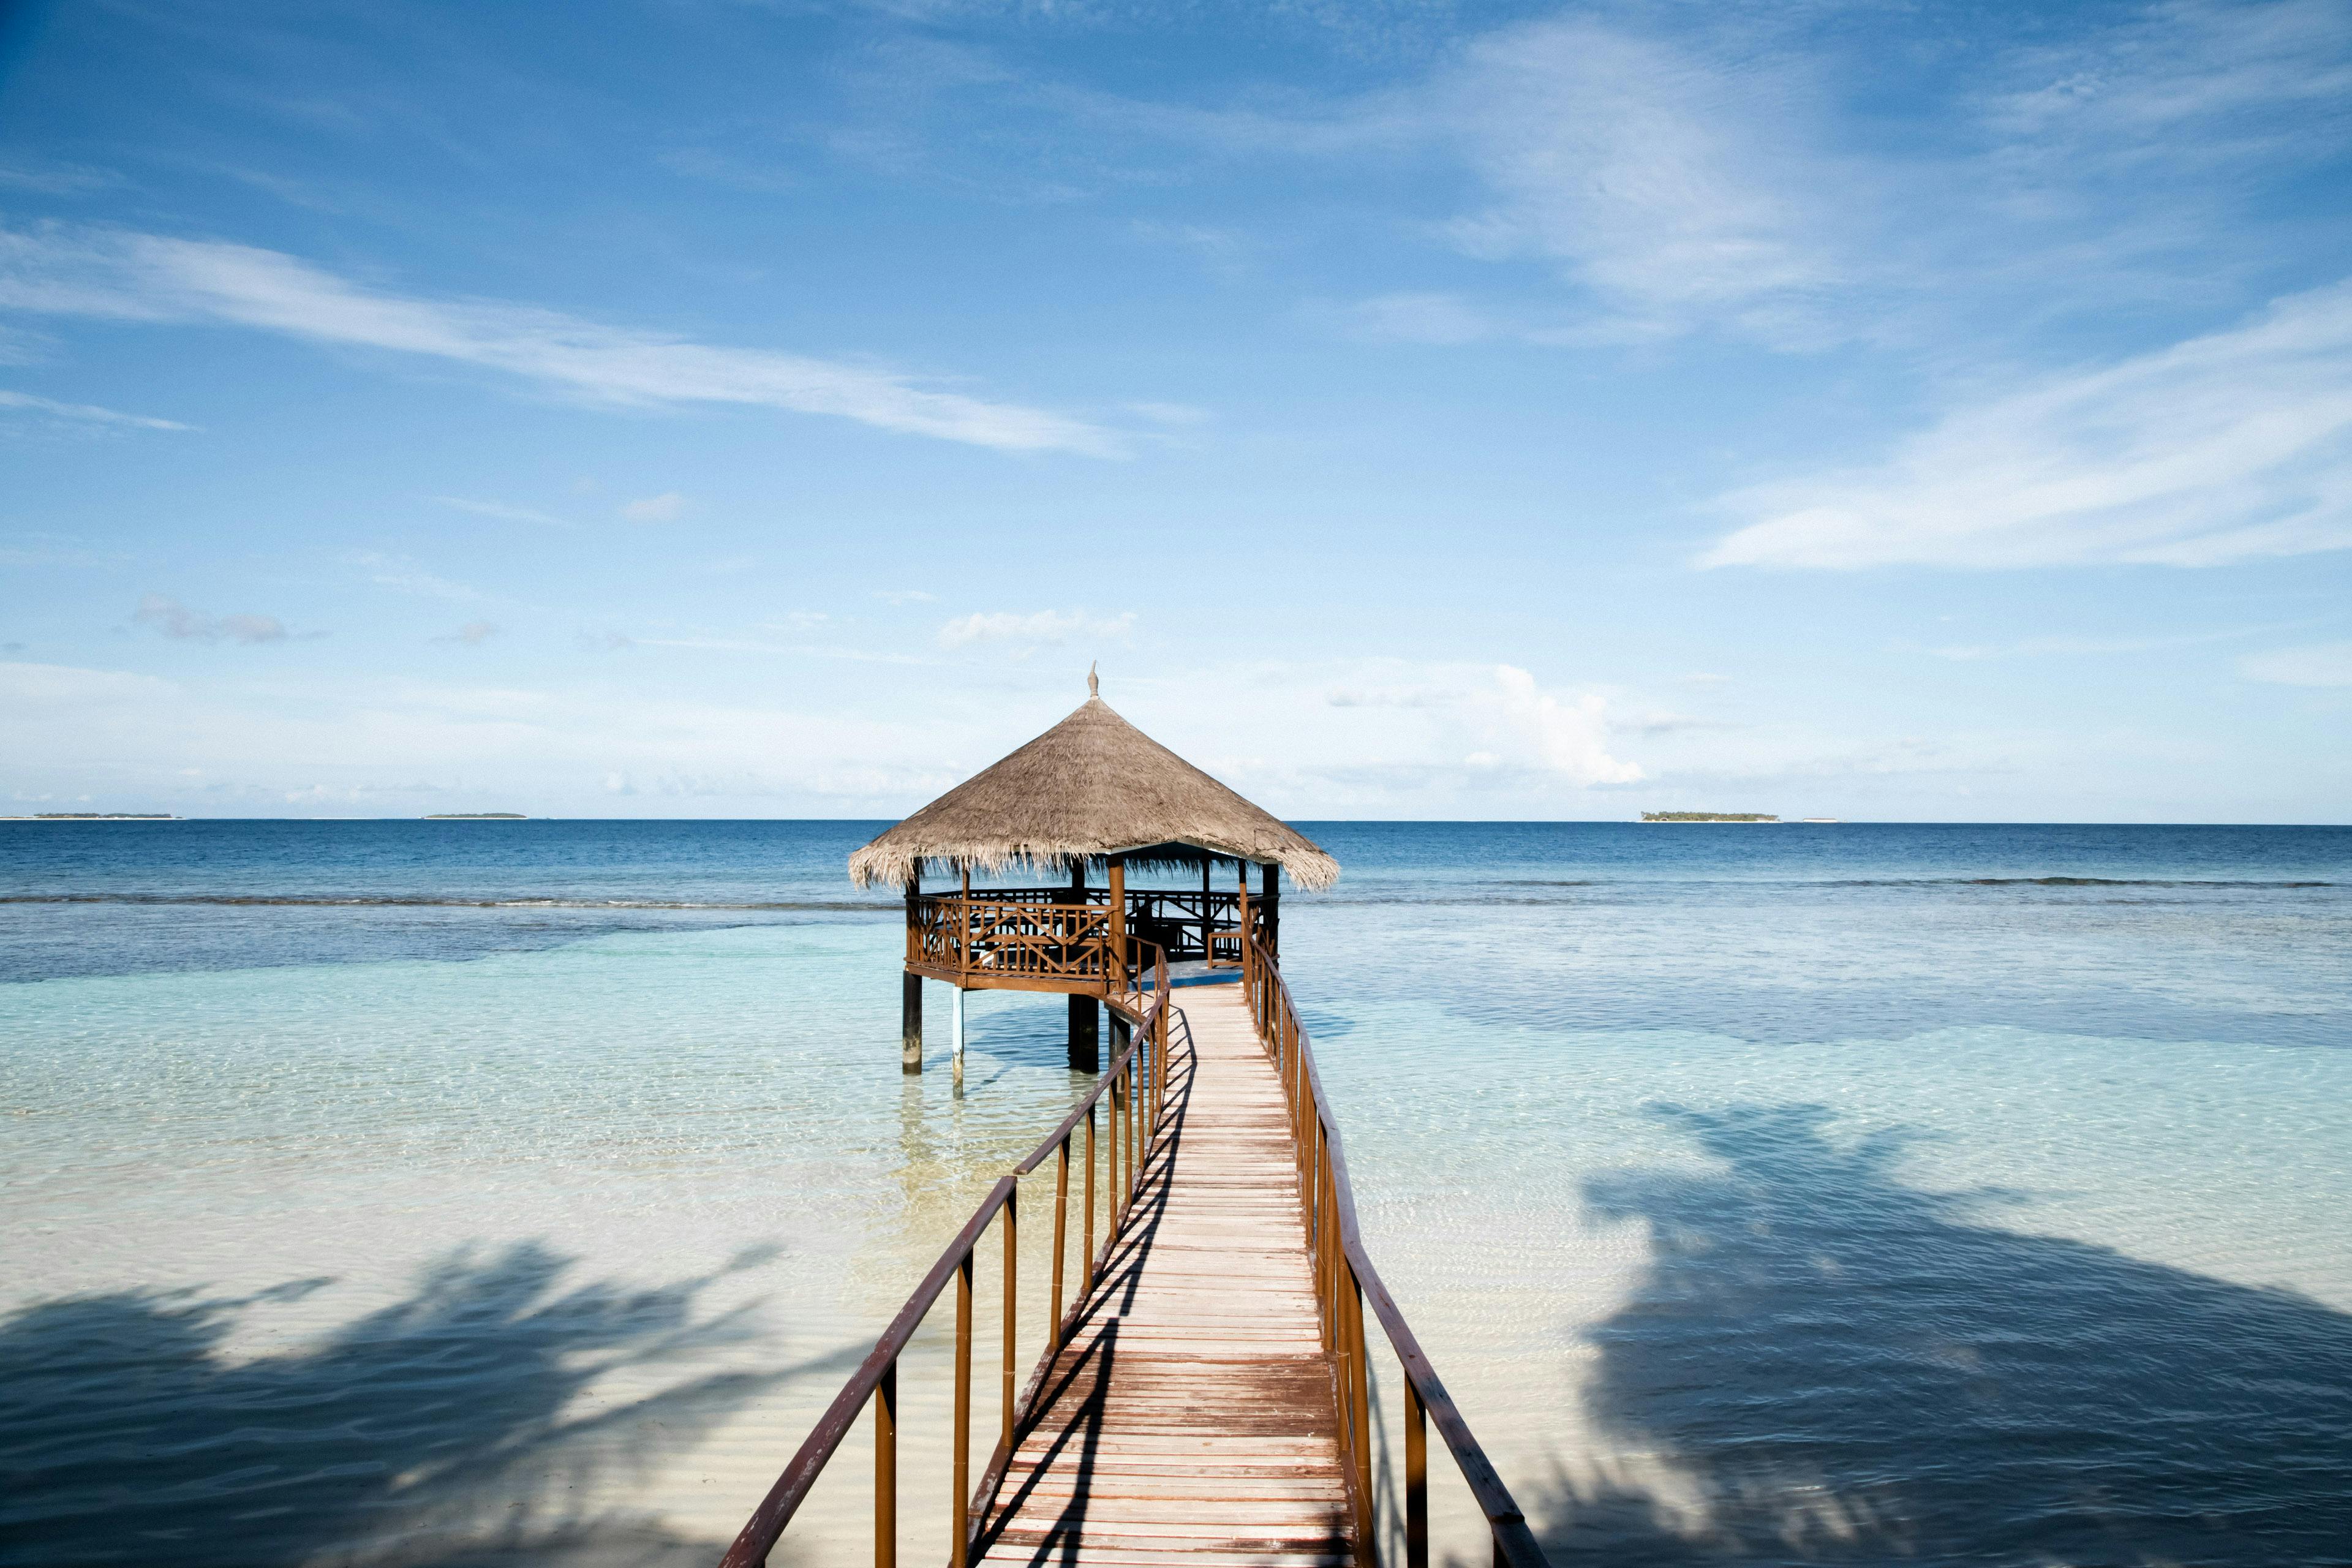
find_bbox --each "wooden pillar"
[1261,862,1280,960]
[901,875,922,1074]
[1107,856,1128,993]
[1236,858,1251,966]
[1067,861,1098,1071]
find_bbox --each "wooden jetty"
[720,676,1543,1568]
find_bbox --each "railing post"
[952,1254,972,1568]
[1001,1190,1017,1454]
[1404,1373,1428,1568]
[1050,1136,1068,1353]
[1084,1103,1096,1286]
[876,1359,897,1568]
[1348,1273,1374,1562]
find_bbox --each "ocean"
[4,820,2349,1567]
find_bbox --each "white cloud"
[353,551,483,602]
[0,660,175,707]
[1432,18,1845,343]
[874,589,937,605]
[1123,401,1212,427]
[0,388,190,431]
[620,491,687,523]
[1703,280,2352,568]
[2241,640,2352,687]
[1259,660,1642,791]
[1339,292,1497,345]
[134,593,290,644]
[1989,0,2352,167]
[432,496,565,526]
[1482,664,1644,785]
[937,609,1137,652]
[0,224,1118,455]
[434,620,501,646]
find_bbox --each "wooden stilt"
[902,876,922,1073]
[1067,861,1099,1071]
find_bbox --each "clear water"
[4,821,2348,1567]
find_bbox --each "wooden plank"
[973,985,1352,1566]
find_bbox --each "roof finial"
[1088,662,1099,698]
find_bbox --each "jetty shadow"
[1528,1102,2352,1566]
[0,1240,841,1568]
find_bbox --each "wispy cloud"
[937,609,1136,652]
[1336,292,1498,345]
[0,388,190,431]
[619,491,687,523]
[1988,0,2352,171]
[0,224,1120,454]
[0,161,119,196]
[874,589,937,605]
[352,551,483,602]
[1703,279,2352,568]
[134,593,292,644]
[1433,18,1846,344]
[2241,639,2352,686]
[431,496,565,526]
[1924,624,2294,660]
[432,620,501,646]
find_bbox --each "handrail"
[1240,934,1547,1568]
[908,889,1269,978]
[719,939,1172,1568]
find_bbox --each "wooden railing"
[909,888,1268,986]
[1241,934,1547,1568]
[718,940,1172,1568]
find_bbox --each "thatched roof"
[848,680,1338,891]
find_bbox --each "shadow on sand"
[0,1242,836,1568]
[1528,1103,2352,1567]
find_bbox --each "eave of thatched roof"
[848,691,1338,891]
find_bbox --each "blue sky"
[2,0,2347,821]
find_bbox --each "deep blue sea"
[4,821,2350,1566]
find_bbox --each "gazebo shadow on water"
[0,1242,846,1568]
[1526,1102,2352,1566]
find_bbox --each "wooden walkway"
[973,983,1355,1567]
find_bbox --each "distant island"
[1,812,181,821]
[424,813,528,820]
[1642,811,1779,823]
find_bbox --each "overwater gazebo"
[850,670,1338,1071]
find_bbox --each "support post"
[1068,861,1099,1071]
[876,1359,898,1568]
[901,867,922,1075]
[1107,856,1127,995]
[1236,857,1251,968]
[1261,862,1280,961]
[951,986,967,1068]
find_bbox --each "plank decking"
[973,984,1355,1567]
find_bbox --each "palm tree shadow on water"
[1526,1103,2352,1567]
[0,1242,848,1568]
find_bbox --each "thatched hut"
[853,670,1337,1071]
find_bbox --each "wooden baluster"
[1050,1136,1068,1353]
[1404,1374,1428,1568]
[1084,1104,1096,1287]
[952,1254,972,1568]
[1348,1275,1374,1559]
[876,1359,897,1568]
[1001,1191,1017,1453]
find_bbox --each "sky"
[1,0,2348,822]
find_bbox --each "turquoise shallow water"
[4,821,2350,1566]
